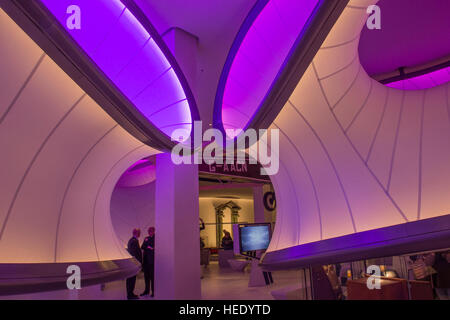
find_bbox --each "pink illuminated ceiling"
[215,0,320,138]
[116,157,156,187]
[40,0,196,138]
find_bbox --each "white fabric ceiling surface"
[0,9,159,263]
[267,0,450,252]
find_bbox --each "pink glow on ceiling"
[219,0,319,138]
[386,65,450,90]
[40,0,193,138]
[116,158,156,187]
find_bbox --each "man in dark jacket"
[221,230,233,250]
[141,226,155,297]
[126,228,142,300]
[432,250,450,300]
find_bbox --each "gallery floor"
[1,261,302,300]
[103,261,302,300]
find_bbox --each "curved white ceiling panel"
[261,0,450,268]
[214,0,321,138]
[39,0,197,141]
[0,7,159,294]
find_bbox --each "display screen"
[240,224,271,252]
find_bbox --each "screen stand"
[248,259,273,287]
[248,259,266,287]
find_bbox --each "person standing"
[126,228,142,300]
[221,230,233,250]
[431,250,450,300]
[141,226,155,297]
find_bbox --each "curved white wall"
[110,182,155,248]
[0,9,159,263]
[267,0,450,252]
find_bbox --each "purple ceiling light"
[40,0,195,139]
[214,0,320,139]
[385,65,450,90]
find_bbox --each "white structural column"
[155,153,201,299]
[163,27,198,93]
[163,27,204,131]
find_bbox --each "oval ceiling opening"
[214,0,320,139]
[40,0,198,141]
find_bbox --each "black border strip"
[1,0,199,152]
[261,214,450,270]
[380,59,450,84]
[0,258,140,296]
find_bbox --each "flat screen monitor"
[239,223,271,252]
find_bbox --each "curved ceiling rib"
[11,0,199,150]
[214,0,350,139]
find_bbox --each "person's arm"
[147,238,154,250]
[199,218,205,231]
[132,240,142,263]
[424,253,436,267]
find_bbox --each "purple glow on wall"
[218,0,319,138]
[386,65,450,90]
[40,0,193,138]
[116,158,156,187]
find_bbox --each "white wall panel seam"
[344,78,373,132]
[0,93,86,241]
[0,53,46,125]
[319,50,359,81]
[331,64,362,110]
[320,35,360,50]
[273,122,323,240]
[53,124,118,262]
[311,62,409,223]
[92,144,147,260]
[272,144,301,246]
[287,99,357,233]
[386,90,406,193]
[365,87,389,163]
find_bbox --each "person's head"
[148,226,155,237]
[133,228,141,238]
[223,230,230,237]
